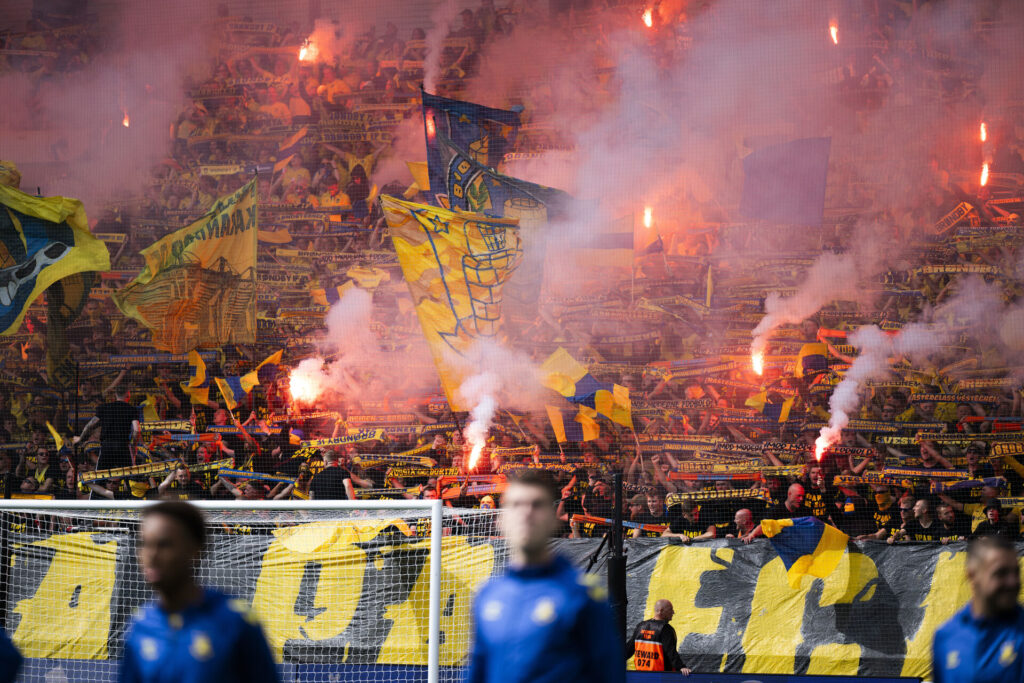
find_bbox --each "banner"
[113,180,258,353]
[0,184,110,336]
[5,529,1001,680]
[381,195,523,410]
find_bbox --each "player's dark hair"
[967,534,1015,564]
[143,501,206,549]
[507,468,558,503]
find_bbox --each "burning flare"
[468,440,485,471]
[980,121,988,142]
[813,436,830,462]
[642,7,653,28]
[298,40,317,62]
[751,351,764,376]
[642,206,653,228]
[122,111,130,128]
[288,364,323,403]
[981,163,990,187]
[829,21,838,45]
[425,114,436,139]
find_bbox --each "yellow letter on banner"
[250,521,373,661]
[633,546,733,670]
[378,537,495,665]
[900,550,971,679]
[805,552,879,675]
[12,533,117,659]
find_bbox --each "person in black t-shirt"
[891,498,943,542]
[747,483,811,541]
[157,465,208,500]
[856,486,901,541]
[725,508,759,543]
[309,450,351,499]
[633,490,669,538]
[936,501,971,543]
[972,504,1019,540]
[664,499,716,542]
[799,465,835,524]
[75,388,140,470]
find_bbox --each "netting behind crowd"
[4,506,505,683]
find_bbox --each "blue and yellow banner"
[760,516,849,589]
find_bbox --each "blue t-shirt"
[465,554,625,683]
[932,603,1024,683]
[118,589,279,683]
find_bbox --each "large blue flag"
[422,89,521,202]
[740,137,831,226]
[761,516,848,589]
[435,130,569,219]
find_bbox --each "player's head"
[653,599,674,622]
[139,501,206,592]
[966,535,1020,619]
[500,469,558,560]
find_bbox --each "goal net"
[0,500,506,683]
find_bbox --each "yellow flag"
[113,180,257,353]
[0,184,110,336]
[45,421,64,450]
[381,195,522,410]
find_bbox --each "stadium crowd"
[3,0,1024,550]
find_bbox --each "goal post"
[0,499,503,683]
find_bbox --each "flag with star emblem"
[422,89,521,203]
[381,195,522,410]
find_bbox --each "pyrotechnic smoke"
[814,277,1005,458]
[451,340,545,470]
[423,0,461,94]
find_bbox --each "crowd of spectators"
[2,0,1024,547]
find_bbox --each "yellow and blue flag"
[761,516,848,589]
[435,130,569,219]
[0,184,110,337]
[541,348,632,428]
[216,349,283,410]
[381,195,523,411]
[422,89,521,203]
[796,342,829,378]
[545,405,600,443]
[745,391,795,423]
[180,350,211,405]
[240,349,282,394]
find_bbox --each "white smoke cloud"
[423,0,461,94]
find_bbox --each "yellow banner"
[113,180,257,353]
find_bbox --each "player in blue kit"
[0,629,22,683]
[465,469,624,683]
[118,502,279,683]
[932,535,1024,683]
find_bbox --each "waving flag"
[740,137,831,226]
[422,89,520,202]
[180,350,211,405]
[545,405,599,443]
[113,180,258,353]
[761,516,848,589]
[0,184,109,337]
[541,347,632,428]
[381,195,522,410]
[435,130,568,219]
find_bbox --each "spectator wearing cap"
[972,503,1018,540]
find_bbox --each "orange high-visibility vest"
[633,627,666,672]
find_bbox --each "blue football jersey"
[118,589,279,683]
[932,604,1024,683]
[465,554,624,683]
[0,628,22,683]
